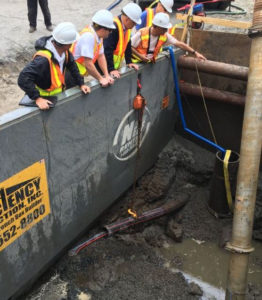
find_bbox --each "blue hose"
[166,46,226,156]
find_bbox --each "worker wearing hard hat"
[103,3,142,79]
[18,22,90,110]
[68,10,115,88]
[136,0,173,31]
[131,13,206,63]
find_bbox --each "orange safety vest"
[70,26,103,76]
[145,8,155,27]
[145,7,177,36]
[132,27,167,63]
[33,50,67,96]
[113,17,131,69]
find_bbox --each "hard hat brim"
[152,22,172,29]
[126,16,142,25]
[109,23,116,29]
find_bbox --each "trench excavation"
[23,135,262,300]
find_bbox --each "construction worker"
[103,3,142,79]
[131,13,206,64]
[136,0,173,31]
[18,22,90,110]
[68,10,115,88]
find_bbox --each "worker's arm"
[67,52,90,94]
[165,33,206,60]
[169,36,205,61]
[84,57,113,87]
[18,56,46,100]
[125,40,139,71]
[18,56,55,110]
[97,54,114,85]
[174,40,206,60]
[131,47,151,63]
[18,56,52,110]
[67,52,85,87]
[131,31,151,63]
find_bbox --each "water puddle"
[158,239,262,296]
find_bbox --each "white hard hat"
[152,13,172,29]
[122,3,142,25]
[92,9,116,29]
[160,0,173,13]
[52,22,79,44]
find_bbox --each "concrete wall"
[0,54,178,300]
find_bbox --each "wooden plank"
[181,0,196,42]
[176,13,252,29]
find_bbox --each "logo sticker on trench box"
[0,160,50,251]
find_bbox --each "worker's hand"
[80,84,91,94]
[127,63,139,71]
[105,75,114,85]
[140,55,151,63]
[35,97,53,110]
[195,51,206,61]
[150,57,156,64]
[110,70,120,79]
[99,77,109,87]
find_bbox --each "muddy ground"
[21,134,262,300]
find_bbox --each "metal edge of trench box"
[0,50,180,300]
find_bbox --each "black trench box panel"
[0,53,179,300]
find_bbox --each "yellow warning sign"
[0,160,50,252]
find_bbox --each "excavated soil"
[22,135,262,300]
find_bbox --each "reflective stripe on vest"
[131,27,167,63]
[169,25,176,36]
[33,50,67,96]
[145,8,154,27]
[70,26,103,76]
[113,17,131,70]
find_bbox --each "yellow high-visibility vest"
[113,17,131,70]
[33,50,67,96]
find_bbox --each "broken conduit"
[68,197,188,256]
